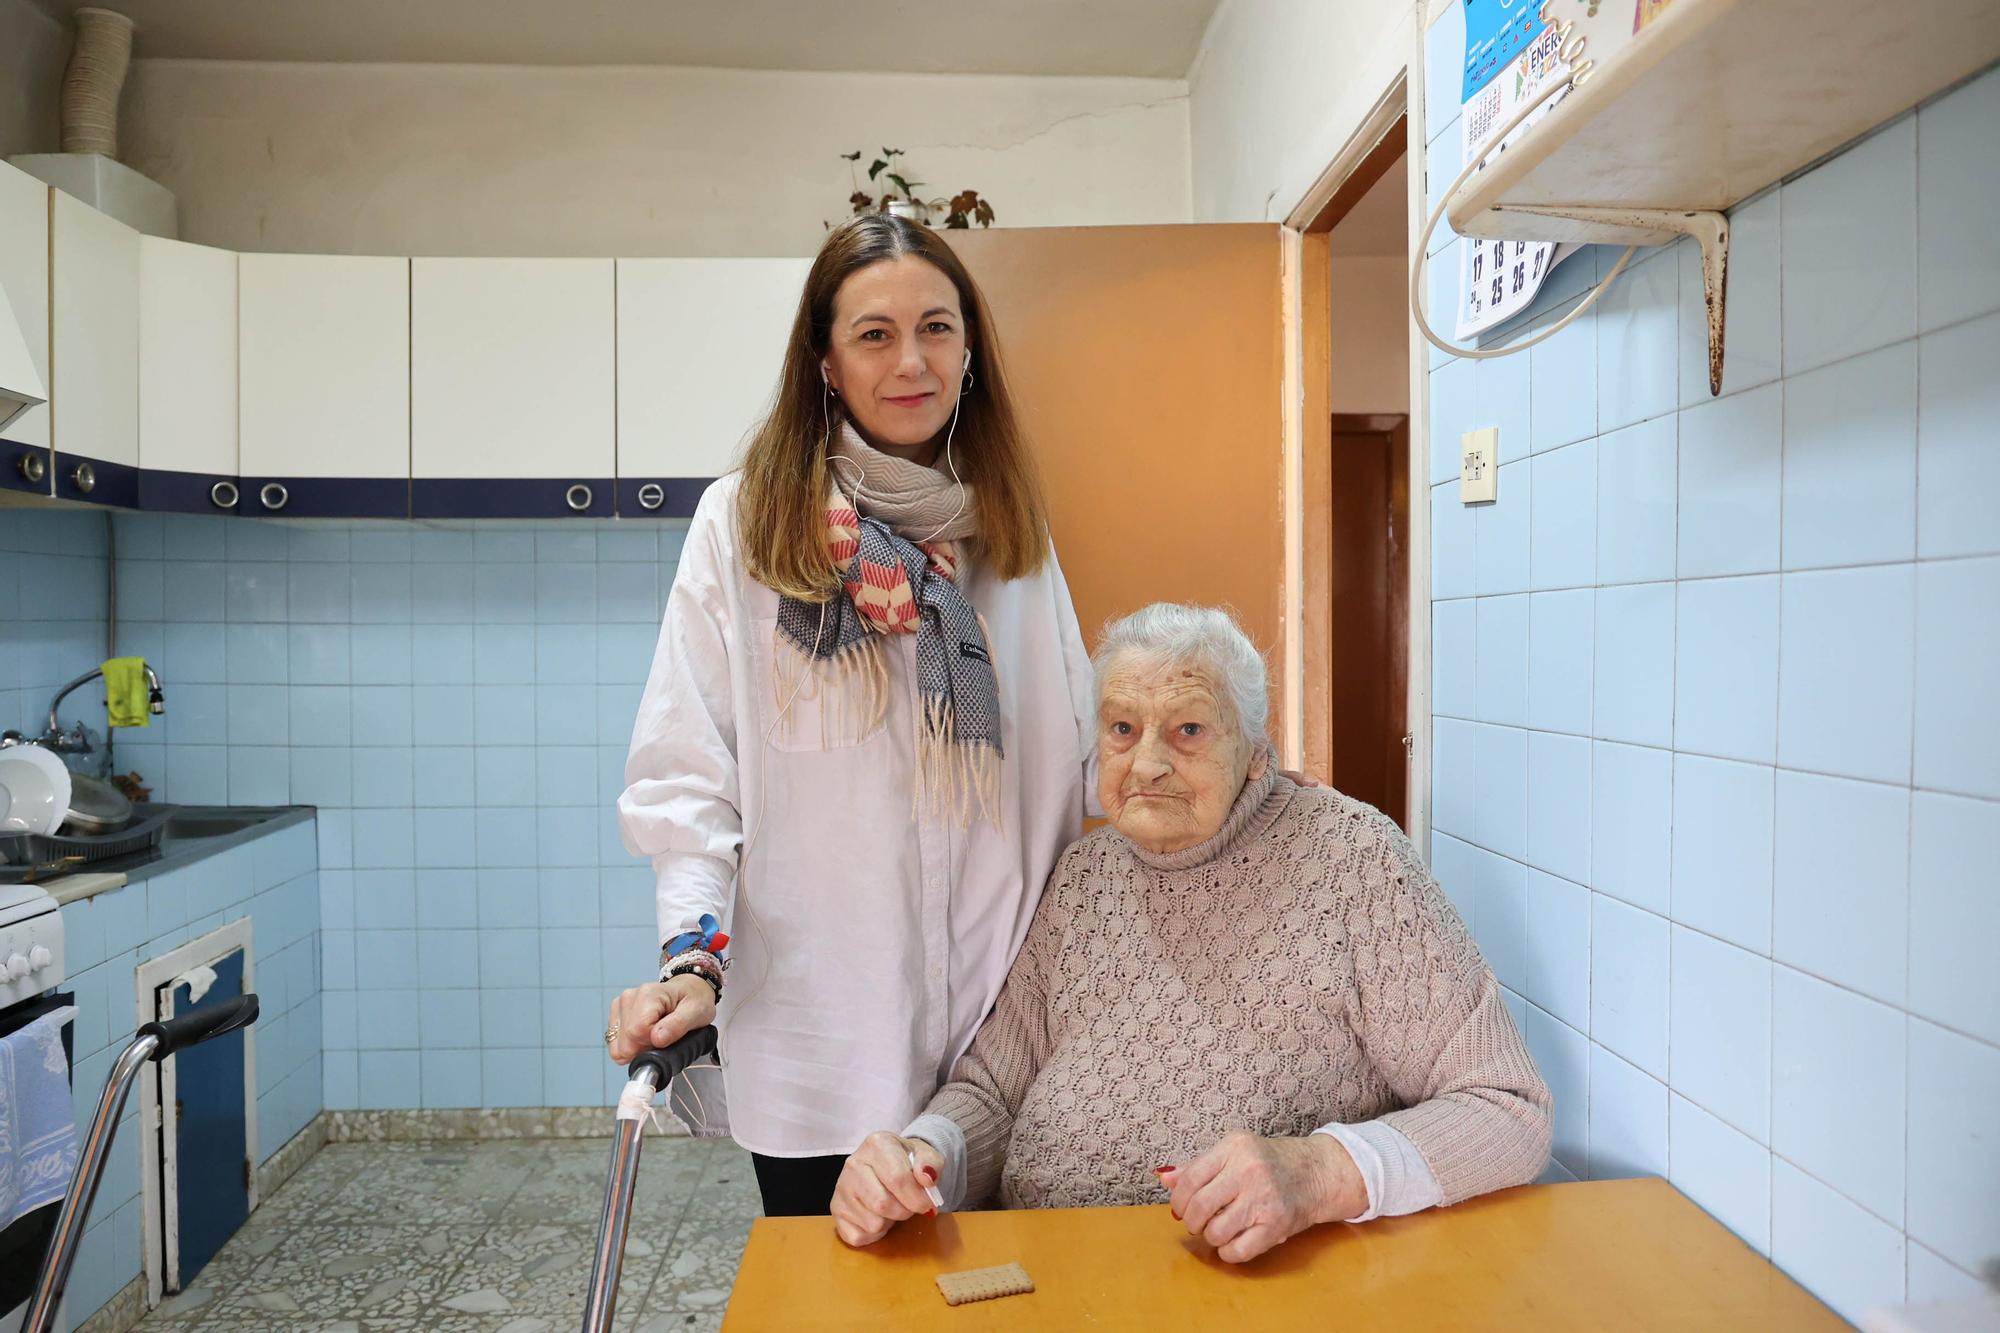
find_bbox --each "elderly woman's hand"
[831,1132,945,1247]
[1161,1131,1366,1263]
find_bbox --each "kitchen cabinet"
[0,163,51,498]
[615,258,807,516]
[239,253,410,518]
[411,257,614,517]
[51,190,140,507]
[138,237,240,513]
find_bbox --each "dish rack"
[0,804,171,867]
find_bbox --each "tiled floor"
[135,1136,760,1332]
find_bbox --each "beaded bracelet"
[666,962,723,1004]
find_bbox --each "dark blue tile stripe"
[53,452,140,508]
[411,477,615,519]
[0,439,51,497]
[238,476,411,519]
[616,477,715,518]
[140,468,242,515]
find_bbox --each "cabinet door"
[615,258,807,516]
[411,258,614,517]
[51,191,140,507]
[239,253,410,518]
[139,238,240,514]
[0,163,50,497]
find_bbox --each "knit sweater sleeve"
[914,843,1073,1207]
[1344,808,1553,1204]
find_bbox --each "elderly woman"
[830,603,1551,1262]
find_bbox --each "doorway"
[1297,115,1414,829]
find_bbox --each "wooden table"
[721,1178,1844,1330]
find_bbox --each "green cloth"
[103,657,149,728]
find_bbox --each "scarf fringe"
[913,695,1003,829]
[775,634,1000,828]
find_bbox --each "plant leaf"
[840,150,862,162]
[975,200,996,226]
[886,173,912,194]
[868,159,886,180]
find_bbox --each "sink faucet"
[39,664,166,754]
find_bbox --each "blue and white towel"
[0,1006,78,1230]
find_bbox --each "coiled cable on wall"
[1408,73,1640,361]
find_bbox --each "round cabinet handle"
[17,452,45,484]
[259,482,289,511]
[637,482,665,512]
[565,483,593,513]
[70,462,95,494]
[210,480,240,510]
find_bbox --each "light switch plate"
[1460,427,1498,504]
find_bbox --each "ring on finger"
[604,1024,620,1045]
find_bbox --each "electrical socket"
[1460,427,1498,504]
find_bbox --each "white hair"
[1091,602,1270,741]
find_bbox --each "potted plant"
[837,148,997,229]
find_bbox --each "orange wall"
[947,225,1289,718]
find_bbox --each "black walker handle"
[139,993,260,1061]
[626,1025,718,1087]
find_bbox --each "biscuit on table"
[935,1261,1035,1306]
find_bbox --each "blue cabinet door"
[164,949,249,1287]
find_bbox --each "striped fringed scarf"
[772,426,1002,824]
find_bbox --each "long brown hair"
[735,215,1049,601]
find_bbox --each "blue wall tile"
[1432,599,1476,721]
[1529,439,1594,591]
[1587,1043,1667,1180]
[1782,116,1918,376]
[1773,770,1909,1004]
[1525,732,1590,886]
[1678,382,1780,578]
[1590,741,1671,915]
[1669,1095,1772,1255]
[1670,754,1775,953]
[1771,967,1907,1225]
[1917,313,2000,560]
[1913,556,2000,800]
[1904,1018,2000,1274]
[1523,869,1589,1033]
[1907,792,2000,1046]
[1473,595,1527,726]
[1595,251,1678,432]
[1590,896,1668,1079]
[1778,565,1916,786]
[1916,67,2000,331]
[1475,461,1531,595]
[1669,927,1771,1141]
[1674,575,1779,764]
[1526,589,1592,736]
[1592,583,1674,748]
[1782,342,1918,570]
[1596,417,1677,585]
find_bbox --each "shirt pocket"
[746,615,892,753]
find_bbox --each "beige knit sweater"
[922,766,1552,1211]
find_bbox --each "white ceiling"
[36,0,1222,78]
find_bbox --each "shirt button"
[930,968,943,980]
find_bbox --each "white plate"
[0,745,72,836]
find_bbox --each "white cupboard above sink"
[138,237,239,514]
[238,253,411,518]
[51,191,140,508]
[411,257,615,518]
[0,179,817,520]
[615,257,807,517]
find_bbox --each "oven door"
[0,990,77,1333]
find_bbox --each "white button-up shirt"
[619,474,1096,1157]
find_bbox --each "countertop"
[6,805,316,902]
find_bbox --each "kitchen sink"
[162,808,288,838]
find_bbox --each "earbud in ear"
[962,348,972,370]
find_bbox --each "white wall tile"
[1477,462,1532,595]
[1433,716,1477,842]
[1908,791,2000,1047]
[1593,582,1675,749]
[1916,66,2000,333]
[1527,589,1593,736]
[1778,566,1916,787]
[1531,303,1596,453]
[1587,1043,1668,1180]
[1527,731,1591,886]
[1771,1158,1907,1325]
[1772,966,1907,1225]
[1913,557,2000,800]
[1674,575,1779,764]
[1917,312,2000,560]
[1432,481,1478,601]
[1530,438,1596,591]
[1591,740,1672,916]
[1473,722,1528,861]
[1681,190,1781,405]
[1432,598,1477,720]
[1524,869,1590,1033]
[1671,755,1776,954]
[1905,1018,2000,1275]
[1473,848,1526,995]
[1520,1003,1589,1177]
[1475,594,1528,726]
[1669,1095,1772,1255]
[1597,250,1679,433]
[1782,116,1918,375]
[1596,417,1678,586]
[1669,926,1771,1140]
[1591,895,1669,1079]
[1773,770,1910,1005]
[1678,382,1781,578]
[1782,341,1918,570]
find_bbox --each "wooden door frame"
[1277,70,1429,851]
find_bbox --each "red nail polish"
[1154,1165,1173,1174]
[921,1166,937,1183]
[1170,1210,1182,1222]
[926,1209,937,1217]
